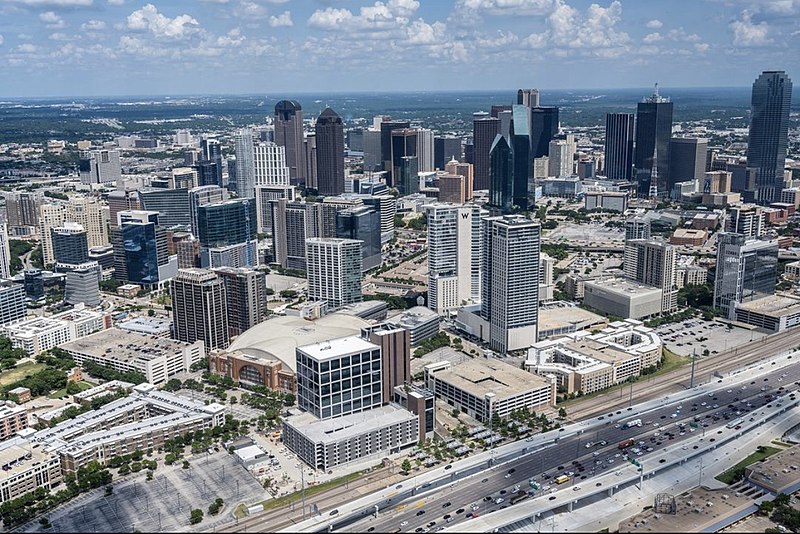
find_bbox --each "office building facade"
[714,233,779,319]
[669,137,708,185]
[212,267,267,338]
[234,128,256,199]
[335,206,381,272]
[634,87,673,196]
[171,268,229,350]
[604,113,635,181]
[473,112,500,191]
[305,238,363,310]
[315,108,345,196]
[274,100,306,185]
[530,107,559,158]
[196,199,257,268]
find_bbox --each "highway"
[350,355,800,534]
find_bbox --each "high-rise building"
[726,204,764,239]
[189,185,226,236]
[361,323,411,404]
[517,88,540,107]
[0,283,25,325]
[361,194,397,244]
[489,134,514,213]
[305,238,363,310]
[603,113,635,181]
[530,107,559,158]
[391,129,418,191]
[274,100,306,185]
[444,159,474,201]
[51,222,89,265]
[139,188,191,229]
[4,191,41,229]
[437,174,467,204]
[624,238,677,313]
[315,108,345,196]
[634,85,673,196]
[295,335,382,419]
[380,120,411,173]
[434,137,462,170]
[79,149,121,185]
[363,128,382,171]
[747,71,793,204]
[107,190,140,226]
[270,199,326,270]
[714,233,778,319]
[473,112,500,191]
[426,203,481,314]
[200,138,223,186]
[196,199,258,269]
[63,262,101,307]
[39,197,109,266]
[0,223,10,279]
[253,142,290,187]
[171,268,229,350]
[669,137,708,187]
[23,269,44,300]
[336,206,381,271]
[480,215,540,353]
[255,184,296,234]
[212,267,267,338]
[625,217,651,241]
[510,105,532,211]
[234,128,256,199]
[416,128,434,173]
[304,133,318,190]
[548,139,573,178]
[111,210,174,287]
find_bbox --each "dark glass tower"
[196,199,257,248]
[434,136,462,170]
[314,108,345,196]
[274,100,306,186]
[336,206,382,271]
[747,71,793,204]
[604,113,635,181]
[473,112,500,191]
[200,138,223,186]
[510,105,531,211]
[530,107,559,158]
[634,86,673,196]
[390,129,418,191]
[380,120,410,173]
[489,134,514,213]
[52,225,89,264]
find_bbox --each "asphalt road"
[354,358,800,534]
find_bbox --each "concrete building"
[526,320,662,395]
[274,100,306,186]
[444,159,474,201]
[424,358,554,422]
[61,328,205,385]
[541,176,583,198]
[296,336,383,420]
[623,239,677,314]
[725,204,764,239]
[733,294,800,332]
[480,215,540,353]
[171,268,229,350]
[79,148,121,185]
[713,233,778,319]
[305,238,362,310]
[675,265,708,289]
[0,284,25,326]
[209,350,296,394]
[3,305,110,355]
[584,191,628,212]
[282,404,418,471]
[270,199,326,271]
[669,137,708,185]
[426,203,481,314]
[255,184,295,234]
[669,228,707,246]
[537,306,607,339]
[548,139,574,178]
[583,278,663,320]
[4,191,41,230]
[0,402,27,441]
[39,197,109,266]
[361,323,411,404]
[212,267,267,338]
[0,440,61,503]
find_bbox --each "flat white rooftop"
[297,335,379,361]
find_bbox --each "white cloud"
[269,11,293,27]
[666,28,701,42]
[40,11,66,28]
[308,0,421,31]
[456,0,552,15]
[235,1,269,20]
[762,0,798,14]
[0,35,4,46]
[548,0,630,53]
[48,32,69,40]
[215,27,245,46]
[694,42,710,53]
[81,19,106,31]
[646,19,662,29]
[16,43,38,53]
[730,10,772,46]
[642,32,661,43]
[127,4,200,40]
[107,0,124,4]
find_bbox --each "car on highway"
[573,486,581,491]
[504,473,512,478]
[416,510,426,516]
[495,498,504,504]
[401,521,409,527]
[442,502,451,508]
[456,508,465,514]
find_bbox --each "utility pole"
[689,349,697,388]
[629,379,634,407]
[301,467,307,520]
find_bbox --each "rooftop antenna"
[654,82,659,98]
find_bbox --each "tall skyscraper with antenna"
[635,83,673,196]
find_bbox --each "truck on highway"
[618,439,635,449]
[554,475,570,484]
[624,419,642,428]
[726,418,745,429]
[510,491,529,505]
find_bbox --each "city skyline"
[0,0,797,97]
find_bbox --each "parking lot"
[545,221,625,245]
[654,319,768,358]
[22,451,266,533]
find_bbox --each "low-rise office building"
[282,404,418,471]
[386,306,439,347]
[669,228,707,246]
[584,191,627,212]
[583,278,663,320]
[526,319,662,394]
[424,358,554,422]
[60,328,204,385]
[3,305,110,356]
[733,294,800,333]
[675,265,708,289]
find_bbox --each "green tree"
[189,509,204,525]
[558,407,567,418]
[401,459,412,473]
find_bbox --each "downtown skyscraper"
[634,85,673,196]
[171,268,230,350]
[747,71,793,204]
[234,128,256,199]
[314,108,345,196]
[274,100,306,186]
[604,113,635,181]
[473,112,500,191]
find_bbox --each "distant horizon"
[0,85,791,102]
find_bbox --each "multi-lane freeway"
[350,355,800,534]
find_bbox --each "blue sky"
[0,0,797,97]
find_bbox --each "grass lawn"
[260,470,369,512]
[715,446,782,485]
[48,381,94,399]
[0,362,46,387]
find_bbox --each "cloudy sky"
[0,0,797,97]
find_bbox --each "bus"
[726,418,744,429]
[510,491,529,505]
[554,475,570,485]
